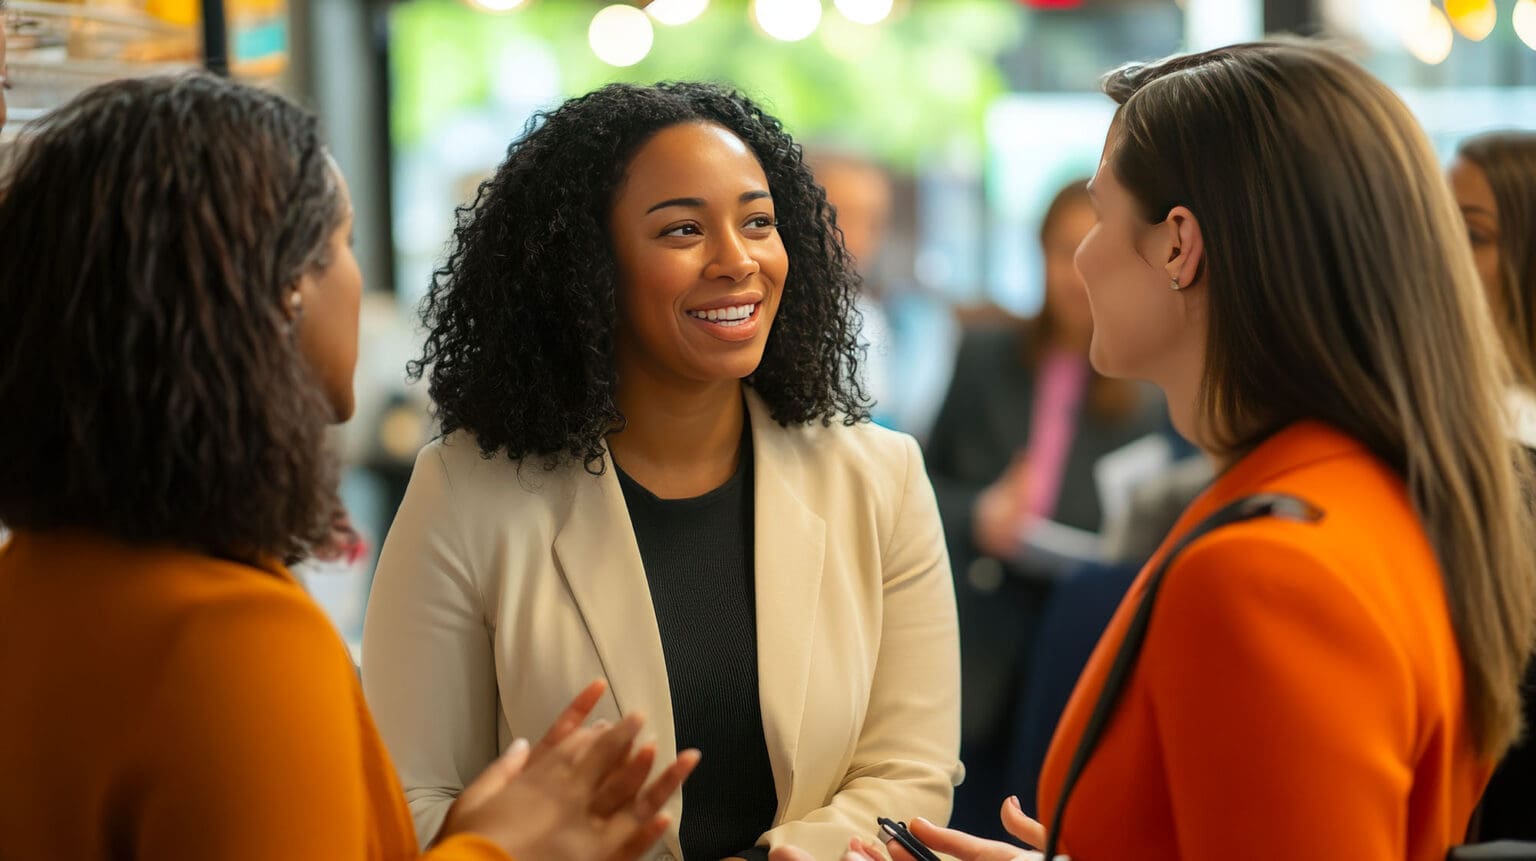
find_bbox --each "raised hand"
[440,680,700,861]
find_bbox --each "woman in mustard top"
[781,40,1536,861]
[0,74,695,860]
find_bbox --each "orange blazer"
[0,531,509,861]
[1037,422,1492,861]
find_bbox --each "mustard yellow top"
[0,530,510,861]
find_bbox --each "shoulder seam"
[430,442,492,620]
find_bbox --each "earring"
[1170,277,1184,291]
[289,290,303,314]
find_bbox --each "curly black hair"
[411,81,870,472]
[0,74,344,565]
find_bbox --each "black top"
[1472,444,1536,841]
[615,427,777,861]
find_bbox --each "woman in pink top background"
[923,178,1164,836]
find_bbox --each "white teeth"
[689,303,757,324]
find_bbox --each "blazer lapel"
[746,392,828,817]
[550,454,682,850]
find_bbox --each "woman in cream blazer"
[362,82,961,861]
[364,392,960,860]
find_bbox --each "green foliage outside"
[390,0,1025,168]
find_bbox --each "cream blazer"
[360,391,962,861]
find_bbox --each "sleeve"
[1142,531,1416,861]
[758,436,964,859]
[135,588,508,861]
[362,443,503,849]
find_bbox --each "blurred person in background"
[1006,450,1212,817]
[807,149,958,441]
[0,73,693,861]
[1,1,9,130]
[361,81,961,861]
[1449,129,1536,841]
[840,40,1536,861]
[922,177,1162,837]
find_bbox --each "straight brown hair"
[1104,41,1536,757]
[1458,131,1536,389]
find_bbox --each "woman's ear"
[283,283,304,322]
[1164,205,1205,290]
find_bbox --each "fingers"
[456,737,530,813]
[1000,796,1047,850]
[907,817,1009,860]
[590,742,657,816]
[600,750,697,861]
[604,814,671,861]
[633,748,700,818]
[573,712,645,786]
[498,737,532,776]
[534,679,608,757]
[849,837,887,860]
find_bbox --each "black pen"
[877,817,941,861]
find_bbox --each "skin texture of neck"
[607,357,747,499]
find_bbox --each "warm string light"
[645,0,710,27]
[469,0,1536,68]
[752,0,823,42]
[1398,1,1536,64]
[1446,0,1497,39]
[1515,0,1536,49]
[1402,2,1454,64]
[464,0,525,13]
[589,4,655,67]
[834,0,894,25]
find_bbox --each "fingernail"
[592,718,611,730]
[1008,795,1021,808]
[913,817,932,827]
[506,738,529,757]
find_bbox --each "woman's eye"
[662,224,702,237]
[747,216,778,230]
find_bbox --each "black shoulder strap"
[1041,493,1324,860]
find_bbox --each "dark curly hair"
[0,74,344,566]
[411,81,870,471]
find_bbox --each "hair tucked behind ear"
[1104,41,1536,758]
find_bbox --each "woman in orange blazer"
[0,75,693,861]
[782,40,1536,861]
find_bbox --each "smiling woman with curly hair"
[362,82,962,861]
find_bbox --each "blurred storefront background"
[290,0,1536,647]
[7,0,1536,651]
